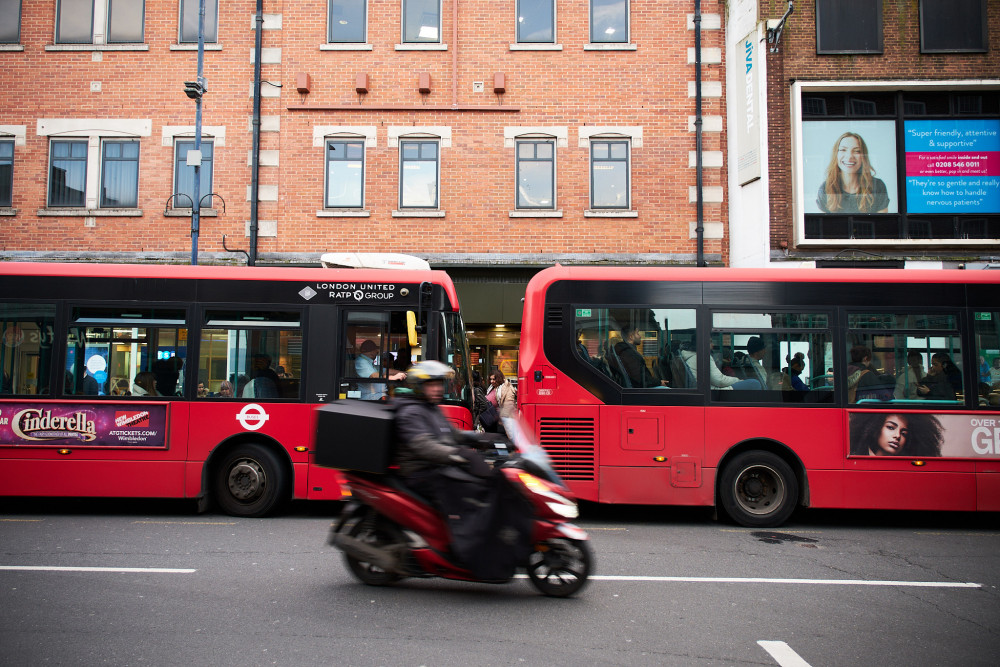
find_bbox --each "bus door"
[576,306,706,504]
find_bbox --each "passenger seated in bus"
[613,326,666,388]
[153,357,183,396]
[243,353,280,399]
[355,340,406,400]
[679,341,761,390]
[917,352,957,401]
[132,372,160,397]
[740,336,770,388]
[848,345,893,402]
[217,380,234,398]
[111,377,131,396]
[894,351,924,400]
[781,357,808,392]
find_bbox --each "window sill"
[583,43,637,51]
[0,44,24,51]
[320,43,373,51]
[0,207,16,215]
[584,209,638,218]
[38,208,143,217]
[45,44,150,51]
[395,43,448,51]
[163,208,219,217]
[169,44,223,51]
[509,44,563,51]
[509,210,563,218]
[392,209,446,218]
[317,209,370,217]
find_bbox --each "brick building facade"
[1,1,728,355]
[727,0,1000,268]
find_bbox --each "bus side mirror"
[406,311,419,347]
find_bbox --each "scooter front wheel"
[526,538,593,597]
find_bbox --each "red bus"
[517,265,1000,526]
[0,261,472,516]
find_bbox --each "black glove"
[448,447,493,478]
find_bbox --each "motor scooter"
[329,417,592,597]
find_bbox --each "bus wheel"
[214,444,289,517]
[719,451,798,528]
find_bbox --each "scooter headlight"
[517,472,579,518]
[546,500,579,519]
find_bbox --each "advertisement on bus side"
[849,412,1000,458]
[0,403,168,448]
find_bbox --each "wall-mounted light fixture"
[418,72,431,95]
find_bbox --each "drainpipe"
[694,0,705,267]
[249,0,263,266]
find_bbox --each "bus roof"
[0,261,462,310]
[526,265,1000,290]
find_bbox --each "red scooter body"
[330,427,592,596]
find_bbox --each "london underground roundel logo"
[236,404,270,431]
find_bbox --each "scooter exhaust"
[331,533,401,573]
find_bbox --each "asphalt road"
[1,499,997,666]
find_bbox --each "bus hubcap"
[228,460,265,501]
[736,466,783,514]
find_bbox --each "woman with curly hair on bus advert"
[849,412,943,457]
[817,132,889,214]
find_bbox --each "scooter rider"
[393,361,530,579]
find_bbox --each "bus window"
[202,310,301,400]
[847,312,963,406]
[710,312,833,403]
[66,308,187,398]
[574,307,695,389]
[341,310,415,401]
[974,311,1000,408]
[0,303,56,396]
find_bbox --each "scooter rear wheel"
[526,538,592,597]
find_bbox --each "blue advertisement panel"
[0,402,169,448]
[904,119,1000,214]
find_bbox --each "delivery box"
[313,401,395,473]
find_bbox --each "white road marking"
[0,566,196,574]
[514,574,980,588]
[758,640,813,667]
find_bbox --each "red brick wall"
[762,0,1000,251]
[1,1,728,265]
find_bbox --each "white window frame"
[579,126,641,216]
[50,0,148,50]
[398,0,447,50]
[587,0,635,50]
[38,118,151,215]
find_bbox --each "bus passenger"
[782,357,808,392]
[894,351,924,400]
[217,380,234,398]
[132,372,159,397]
[613,326,665,388]
[917,353,957,401]
[742,336,769,388]
[679,342,761,390]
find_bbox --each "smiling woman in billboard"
[817,132,890,214]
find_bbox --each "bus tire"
[214,443,289,517]
[719,451,798,528]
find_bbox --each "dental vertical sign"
[904,119,1000,213]
[736,29,761,186]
